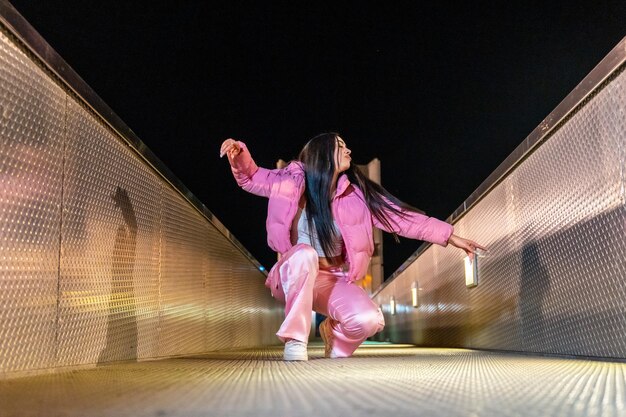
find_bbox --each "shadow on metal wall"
[383,205,625,358]
[97,186,139,364]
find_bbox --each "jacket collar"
[333,174,351,199]
[286,160,305,175]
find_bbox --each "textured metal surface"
[374,66,626,359]
[460,178,521,350]
[0,27,65,374]
[59,98,163,365]
[0,345,625,417]
[159,186,212,356]
[204,218,284,350]
[0,16,283,379]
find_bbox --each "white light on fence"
[390,296,396,315]
[411,281,419,308]
[465,255,478,288]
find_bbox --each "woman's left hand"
[447,234,488,261]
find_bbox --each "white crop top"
[296,209,344,257]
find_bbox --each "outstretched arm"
[371,195,454,246]
[371,194,487,260]
[220,139,289,197]
[220,138,278,197]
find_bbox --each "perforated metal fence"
[373,41,626,360]
[0,6,283,379]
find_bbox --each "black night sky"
[9,1,625,277]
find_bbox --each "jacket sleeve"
[371,197,454,247]
[227,141,279,198]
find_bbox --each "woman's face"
[334,136,352,173]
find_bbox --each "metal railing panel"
[0,4,283,379]
[374,62,626,359]
[0,27,64,374]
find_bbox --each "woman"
[220,133,486,361]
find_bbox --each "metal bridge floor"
[1,343,624,417]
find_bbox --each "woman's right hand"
[447,234,488,262]
[219,138,242,158]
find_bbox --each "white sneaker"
[284,339,308,361]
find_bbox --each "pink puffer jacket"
[228,141,454,283]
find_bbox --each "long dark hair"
[298,132,424,258]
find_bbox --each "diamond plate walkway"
[1,343,624,417]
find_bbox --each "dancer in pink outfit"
[220,133,485,361]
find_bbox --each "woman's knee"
[343,307,385,338]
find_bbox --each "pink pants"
[265,244,385,358]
